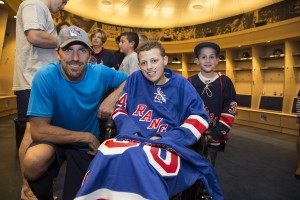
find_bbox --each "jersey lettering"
[147,118,163,129]
[132,105,166,130]
[229,102,237,114]
[117,93,128,108]
[157,124,168,132]
[100,139,140,155]
[81,170,90,185]
[143,145,180,176]
[133,104,147,116]
[140,110,153,122]
[209,113,218,126]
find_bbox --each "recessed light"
[0,1,5,5]
[101,0,111,5]
[193,4,203,9]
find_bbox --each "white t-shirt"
[13,0,57,91]
[118,52,139,75]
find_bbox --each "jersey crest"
[154,87,167,103]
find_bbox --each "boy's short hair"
[194,41,220,57]
[138,34,148,43]
[120,32,139,50]
[115,35,121,43]
[137,40,165,58]
[56,21,71,34]
[91,28,107,43]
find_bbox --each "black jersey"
[90,48,119,70]
[189,72,237,145]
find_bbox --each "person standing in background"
[89,28,120,140]
[56,21,71,34]
[13,0,70,199]
[137,33,148,49]
[89,28,119,70]
[188,41,237,166]
[118,32,140,75]
[295,90,300,180]
[114,35,125,68]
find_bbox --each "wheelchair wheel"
[179,180,212,200]
[170,132,212,200]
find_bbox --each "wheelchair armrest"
[104,118,117,140]
[192,129,211,158]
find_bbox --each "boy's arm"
[211,78,237,141]
[158,86,209,147]
[112,91,142,136]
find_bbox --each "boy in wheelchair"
[75,41,223,200]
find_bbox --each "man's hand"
[87,134,101,156]
[98,97,115,119]
[150,136,161,140]
[98,81,126,119]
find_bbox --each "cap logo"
[57,26,92,50]
[70,27,82,37]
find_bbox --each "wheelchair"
[171,130,212,200]
[102,119,212,200]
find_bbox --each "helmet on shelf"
[242,52,250,58]
[219,55,225,60]
[273,48,283,55]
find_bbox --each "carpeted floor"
[215,124,300,200]
[0,115,299,200]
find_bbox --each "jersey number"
[101,139,180,176]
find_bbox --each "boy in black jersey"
[189,41,237,166]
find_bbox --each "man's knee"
[23,153,45,180]
[23,145,55,180]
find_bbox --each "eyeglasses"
[139,58,162,68]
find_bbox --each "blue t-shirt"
[27,62,127,151]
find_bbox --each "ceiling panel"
[65,0,283,28]
[2,0,283,28]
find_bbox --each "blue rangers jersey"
[112,69,209,147]
[75,69,223,200]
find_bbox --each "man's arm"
[26,29,57,49]
[98,81,126,119]
[30,117,100,155]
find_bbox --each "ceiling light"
[192,4,203,9]
[0,1,4,4]
[101,0,111,6]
